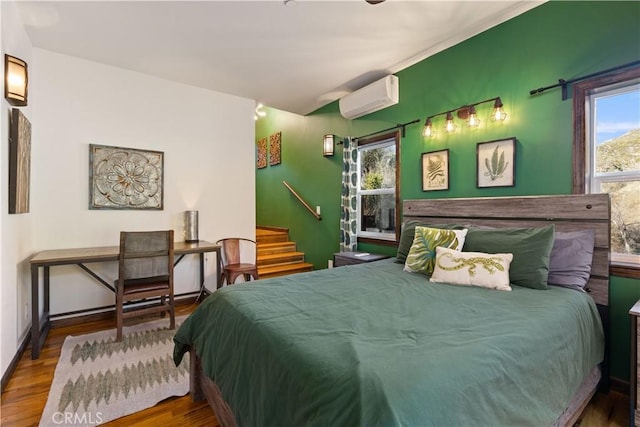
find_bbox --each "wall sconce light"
[323,134,335,156]
[422,96,507,138]
[254,103,266,121]
[4,54,28,107]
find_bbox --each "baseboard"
[1,293,199,393]
[51,293,199,328]
[609,376,630,395]
[1,330,31,393]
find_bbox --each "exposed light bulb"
[445,120,456,132]
[444,112,456,133]
[492,98,507,122]
[422,118,434,137]
[492,107,507,121]
[468,105,480,127]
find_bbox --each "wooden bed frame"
[188,194,611,427]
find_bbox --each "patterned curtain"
[340,137,358,252]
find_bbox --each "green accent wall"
[256,1,640,382]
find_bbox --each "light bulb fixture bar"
[422,97,506,138]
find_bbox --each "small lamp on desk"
[184,210,199,242]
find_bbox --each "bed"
[173,194,611,427]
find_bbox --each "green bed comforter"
[174,259,604,427]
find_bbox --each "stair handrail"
[282,181,322,221]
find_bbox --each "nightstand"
[333,251,390,267]
[630,300,640,426]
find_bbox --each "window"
[356,132,400,243]
[573,66,640,274]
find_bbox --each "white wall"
[1,0,35,380]
[1,43,256,377]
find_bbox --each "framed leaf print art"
[422,149,449,191]
[476,137,516,188]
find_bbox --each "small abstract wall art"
[89,144,164,210]
[256,137,267,169]
[269,132,281,166]
[9,108,31,214]
[476,137,516,188]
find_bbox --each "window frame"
[573,65,640,278]
[356,131,401,246]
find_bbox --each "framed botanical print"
[422,149,449,191]
[476,137,516,188]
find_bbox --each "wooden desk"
[29,240,221,359]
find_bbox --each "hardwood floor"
[1,304,219,427]
[0,302,630,427]
[576,390,629,427]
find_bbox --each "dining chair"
[216,237,259,285]
[115,230,175,341]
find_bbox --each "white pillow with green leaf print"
[430,246,513,291]
[403,226,468,275]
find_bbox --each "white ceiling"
[17,0,543,116]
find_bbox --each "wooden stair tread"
[257,242,297,255]
[259,262,314,276]
[258,251,305,261]
[256,235,289,244]
[258,241,296,248]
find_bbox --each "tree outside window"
[357,134,399,242]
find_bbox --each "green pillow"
[396,220,464,263]
[404,226,468,275]
[462,225,555,290]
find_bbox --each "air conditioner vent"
[339,75,399,119]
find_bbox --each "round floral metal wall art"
[89,144,164,210]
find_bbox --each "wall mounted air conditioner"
[339,75,399,119]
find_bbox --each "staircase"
[257,227,314,279]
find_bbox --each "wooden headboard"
[403,194,611,306]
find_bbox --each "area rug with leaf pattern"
[39,315,189,426]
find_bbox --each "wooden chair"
[216,237,259,285]
[115,230,175,341]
